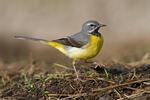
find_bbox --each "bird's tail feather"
[14,36,48,42]
[14,36,63,49]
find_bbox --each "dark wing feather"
[52,37,83,48]
[52,32,89,48]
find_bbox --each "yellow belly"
[42,35,104,60]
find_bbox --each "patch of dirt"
[0,62,150,100]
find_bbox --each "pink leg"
[72,60,80,80]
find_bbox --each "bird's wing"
[52,32,89,48]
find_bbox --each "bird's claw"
[93,62,105,68]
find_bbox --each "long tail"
[14,36,49,42]
[14,36,66,54]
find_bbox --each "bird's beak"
[98,24,107,28]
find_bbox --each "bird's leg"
[72,59,80,80]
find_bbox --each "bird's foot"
[73,72,86,82]
[74,72,81,81]
[74,77,86,82]
[74,77,82,81]
[93,62,105,68]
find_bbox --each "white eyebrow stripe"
[87,23,95,25]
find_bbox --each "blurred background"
[0,0,150,70]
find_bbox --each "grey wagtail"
[15,20,106,80]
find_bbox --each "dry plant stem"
[72,60,79,79]
[114,89,122,100]
[124,86,150,93]
[123,92,144,99]
[92,78,150,92]
[48,93,87,98]
[87,77,115,84]
[54,63,72,70]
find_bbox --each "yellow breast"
[66,35,104,60]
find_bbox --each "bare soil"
[0,60,150,100]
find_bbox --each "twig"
[114,89,122,100]
[131,68,138,80]
[48,92,88,99]
[87,77,115,84]
[92,78,150,92]
[141,53,149,61]
[124,86,150,93]
[48,94,70,96]
[97,77,115,84]
[54,63,72,70]
[143,81,150,85]
[124,92,144,99]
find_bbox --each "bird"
[14,20,106,80]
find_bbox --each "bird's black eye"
[90,24,95,27]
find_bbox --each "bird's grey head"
[81,20,106,35]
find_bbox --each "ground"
[0,56,150,100]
